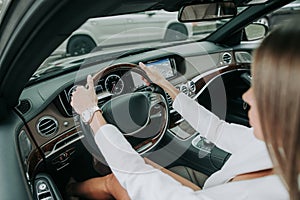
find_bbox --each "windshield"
[32,1,299,81]
[35,9,233,78]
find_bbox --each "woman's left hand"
[70,75,98,115]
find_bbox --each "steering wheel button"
[39,183,47,190]
[37,181,49,193]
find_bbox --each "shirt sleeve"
[94,124,212,200]
[197,175,288,200]
[173,92,256,154]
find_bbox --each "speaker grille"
[16,99,31,114]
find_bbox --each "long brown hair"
[252,21,300,199]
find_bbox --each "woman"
[69,22,299,199]
[250,22,300,199]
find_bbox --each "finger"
[141,76,146,84]
[139,62,152,77]
[87,75,94,91]
[139,62,148,71]
[70,100,74,107]
[74,86,84,93]
[76,85,85,90]
[139,62,146,67]
[141,77,150,86]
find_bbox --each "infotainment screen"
[145,58,175,79]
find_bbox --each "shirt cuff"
[172,92,187,113]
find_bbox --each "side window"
[256,0,300,29]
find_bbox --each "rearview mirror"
[179,2,237,22]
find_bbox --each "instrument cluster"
[96,73,125,95]
[66,72,128,103]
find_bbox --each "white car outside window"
[55,10,214,56]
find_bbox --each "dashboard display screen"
[145,58,175,79]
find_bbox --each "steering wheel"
[79,63,170,162]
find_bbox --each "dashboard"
[16,41,253,180]
[60,57,177,118]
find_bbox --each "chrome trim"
[104,74,124,95]
[243,102,248,110]
[235,51,252,63]
[122,117,151,136]
[191,135,212,153]
[136,142,153,153]
[188,81,196,93]
[56,162,70,171]
[169,123,198,141]
[58,92,73,117]
[122,92,167,136]
[170,109,176,114]
[168,67,250,140]
[191,65,229,84]
[97,91,113,99]
[139,123,167,156]
[175,118,185,124]
[180,84,188,95]
[36,116,58,137]
[45,132,84,158]
[222,52,232,65]
[139,93,169,155]
[192,68,236,100]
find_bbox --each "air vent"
[37,116,58,137]
[235,51,252,63]
[16,99,31,114]
[180,85,188,95]
[165,93,173,107]
[222,52,232,64]
[188,81,196,93]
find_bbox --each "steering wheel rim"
[79,63,170,161]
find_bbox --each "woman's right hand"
[139,62,168,87]
[139,62,180,100]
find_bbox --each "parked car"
[55,10,221,56]
[55,10,194,56]
[0,0,294,199]
[257,0,300,28]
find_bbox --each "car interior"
[0,0,295,199]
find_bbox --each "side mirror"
[178,2,237,22]
[244,23,268,41]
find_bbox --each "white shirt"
[94,93,288,199]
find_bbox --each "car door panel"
[0,111,32,199]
